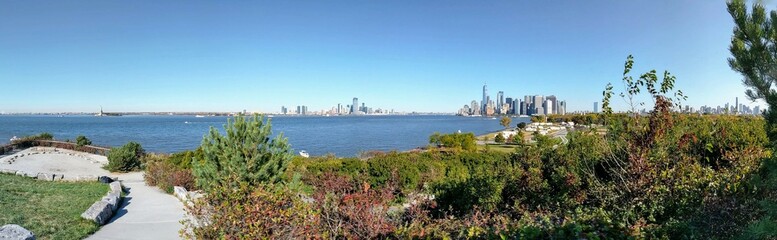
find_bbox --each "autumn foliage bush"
[183,183,318,239]
[144,159,196,194]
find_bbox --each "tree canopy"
[193,114,293,193]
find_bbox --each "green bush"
[494,133,505,143]
[429,132,477,151]
[193,114,293,193]
[76,135,91,147]
[105,142,145,172]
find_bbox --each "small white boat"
[299,150,309,158]
[195,115,205,118]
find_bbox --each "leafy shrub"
[76,135,91,147]
[429,132,477,151]
[309,173,397,239]
[12,132,54,148]
[494,133,505,143]
[184,184,318,239]
[144,160,196,193]
[105,142,145,172]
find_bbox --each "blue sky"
[0,1,764,113]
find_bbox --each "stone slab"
[36,173,54,181]
[0,224,35,240]
[81,201,113,225]
[173,186,188,202]
[75,175,97,182]
[109,182,122,195]
[102,193,121,212]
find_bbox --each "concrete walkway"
[86,172,185,240]
[0,147,186,239]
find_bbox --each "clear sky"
[0,1,765,113]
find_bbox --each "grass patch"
[478,144,520,153]
[0,173,108,240]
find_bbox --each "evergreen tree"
[728,1,777,238]
[728,0,777,146]
[193,114,293,193]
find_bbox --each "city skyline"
[459,83,567,116]
[0,1,768,113]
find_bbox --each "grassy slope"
[0,173,108,240]
[477,144,520,153]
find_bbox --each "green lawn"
[0,173,108,240]
[478,144,520,153]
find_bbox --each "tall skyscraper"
[506,97,513,114]
[352,98,359,114]
[594,102,599,113]
[546,95,557,114]
[520,100,527,115]
[735,97,739,114]
[532,95,544,115]
[544,99,553,115]
[482,84,488,115]
[559,101,566,115]
[497,91,504,114]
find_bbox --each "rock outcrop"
[0,224,35,240]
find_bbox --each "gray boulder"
[36,173,54,181]
[109,182,122,195]
[76,175,97,182]
[81,201,113,225]
[102,193,121,212]
[15,171,36,178]
[173,186,188,201]
[0,224,35,240]
[98,176,113,183]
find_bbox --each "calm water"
[0,115,528,157]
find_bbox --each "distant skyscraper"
[544,99,553,115]
[594,102,599,113]
[532,95,544,115]
[281,106,288,115]
[546,95,558,114]
[506,97,513,114]
[482,84,488,115]
[559,101,566,115]
[524,96,531,115]
[520,100,527,115]
[735,97,739,114]
[352,98,359,114]
[497,91,504,114]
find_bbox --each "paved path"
[1,147,186,239]
[86,172,185,240]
